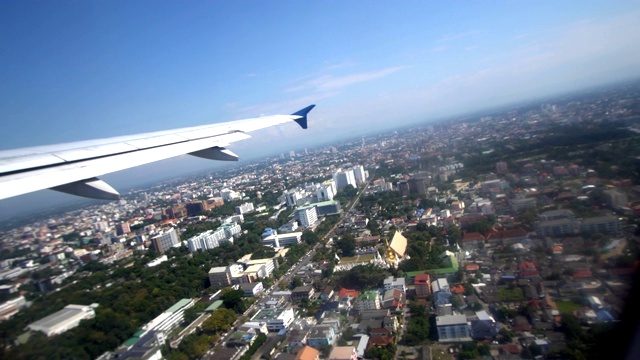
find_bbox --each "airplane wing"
[0,105,315,201]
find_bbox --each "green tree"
[221,288,247,314]
[302,230,319,245]
[336,234,356,257]
[202,308,237,334]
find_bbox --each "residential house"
[370,328,392,338]
[383,276,406,293]
[381,316,397,333]
[320,287,335,301]
[328,346,358,360]
[294,346,320,360]
[470,311,499,340]
[414,274,431,299]
[462,232,485,251]
[307,325,336,349]
[432,278,452,307]
[356,291,381,310]
[291,286,315,303]
[382,288,403,311]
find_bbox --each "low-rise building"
[356,291,381,310]
[414,274,431,299]
[328,346,358,360]
[432,278,452,307]
[383,276,406,293]
[307,325,336,349]
[295,345,320,360]
[143,298,194,333]
[436,314,471,342]
[27,304,97,336]
[0,296,27,321]
[251,307,295,331]
[239,282,264,297]
[291,286,315,303]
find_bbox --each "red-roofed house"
[450,284,465,294]
[295,346,320,360]
[486,228,528,245]
[462,232,485,251]
[368,335,394,347]
[465,264,480,272]
[573,269,593,279]
[338,288,360,300]
[518,261,539,279]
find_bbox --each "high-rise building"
[317,184,335,202]
[352,165,366,184]
[333,169,356,190]
[285,190,304,207]
[115,222,130,236]
[151,228,180,254]
[296,206,319,227]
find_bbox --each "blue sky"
[2,1,640,217]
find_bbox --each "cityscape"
[1,79,639,360]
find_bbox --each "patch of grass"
[497,287,524,302]
[556,300,581,314]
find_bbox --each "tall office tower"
[333,169,356,190]
[352,165,366,184]
[151,228,180,254]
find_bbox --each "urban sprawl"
[1,82,640,360]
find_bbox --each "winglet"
[291,104,315,129]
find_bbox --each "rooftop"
[436,314,468,326]
[166,299,192,313]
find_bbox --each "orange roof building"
[295,346,320,360]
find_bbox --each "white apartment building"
[262,232,302,247]
[285,190,305,207]
[151,228,180,254]
[334,169,356,190]
[296,206,319,227]
[352,165,366,184]
[235,202,255,215]
[251,307,295,331]
[383,276,406,293]
[317,184,335,202]
[187,228,232,253]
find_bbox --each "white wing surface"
[0,105,315,200]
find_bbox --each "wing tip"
[291,104,315,129]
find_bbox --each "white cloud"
[435,30,482,43]
[286,66,406,93]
